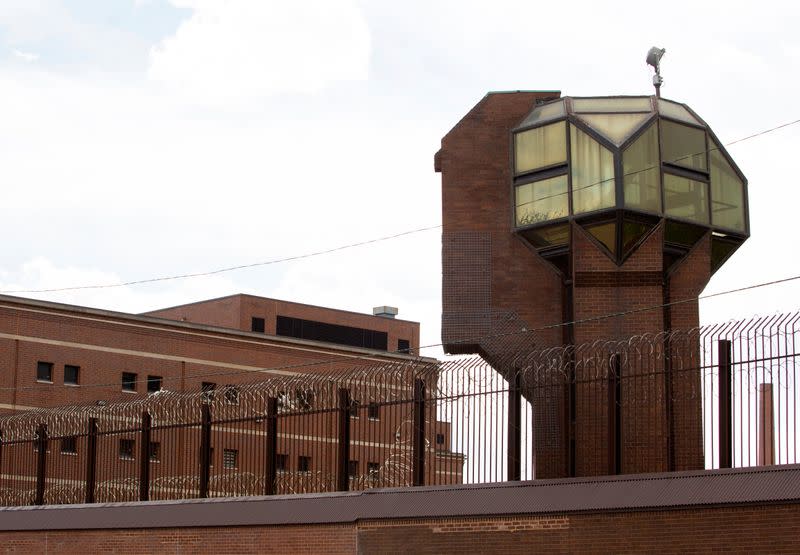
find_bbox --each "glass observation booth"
[512,96,748,273]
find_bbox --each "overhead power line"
[2,115,798,296]
[0,224,442,294]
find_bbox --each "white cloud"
[12,48,38,62]
[148,0,371,102]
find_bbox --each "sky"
[0,0,799,359]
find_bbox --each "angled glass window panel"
[658,99,700,125]
[570,126,615,214]
[514,121,567,174]
[623,124,661,212]
[515,175,568,225]
[660,119,707,171]
[577,113,651,146]
[571,97,652,113]
[665,220,707,248]
[519,223,569,248]
[710,143,746,232]
[584,222,616,255]
[622,219,656,257]
[711,237,742,274]
[519,100,565,127]
[664,174,710,224]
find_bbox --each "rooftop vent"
[373,306,398,319]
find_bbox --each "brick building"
[436,92,748,478]
[0,293,462,494]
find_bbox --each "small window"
[276,453,288,471]
[367,462,380,481]
[36,361,53,382]
[436,433,445,445]
[119,439,135,460]
[296,388,314,411]
[224,386,240,405]
[298,455,311,472]
[121,372,137,392]
[251,317,265,333]
[147,375,162,394]
[349,399,360,418]
[348,460,359,478]
[397,339,410,353]
[149,441,161,462]
[277,390,289,411]
[201,382,216,401]
[60,437,77,455]
[223,448,238,469]
[367,403,380,420]
[64,365,80,385]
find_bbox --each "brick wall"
[2,504,798,554]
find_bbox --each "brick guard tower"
[435,92,749,478]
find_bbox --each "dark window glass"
[349,399,360,418]
[367,403,380,420]
[64,365,80,385]
[201,382,216,401]
[276,454,288,471]
[436,433,445,445]
[149,441,160,462]
[584,221,616,255]
[61,437,77,454]
[298,455,311,472]
[348,460,359,478]
[147,375,162,393]
[36,361,53,382]
[251,317,265,333]
[397,339,410,353]
[121,372,137,392]
[367,462,380,476]
[223,448,238,469]
[224,386,240,405]
[119,439,135,460]
[275,316,388,351]
[519,223,570,248]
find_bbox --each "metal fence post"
[608,354,621,475]
[718,339,733,468]
[507,370,521,481]
[199,402,212,498]
[139,411,151,502]
[336,388,351,492]
[412,379,426,487]
[85,418,98,504]
[264,397,278,495]
[35,423,48,505]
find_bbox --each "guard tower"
[435,92,748,478]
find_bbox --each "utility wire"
[3,116,797,295]
[0,224,442,294]
[2,271,799,393]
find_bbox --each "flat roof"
[0,294,436,364]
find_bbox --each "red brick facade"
[2,504,798,554]
[436,92,724,478]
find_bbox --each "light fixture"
[646,46,666,96]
